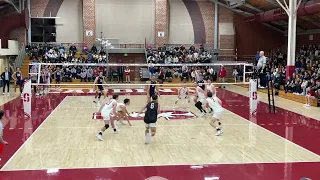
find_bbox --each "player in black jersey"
[55,67,62,89]
[139,95,160,144]
[146,76,159,103]
[93,72,107,105]
[12,67,23,94]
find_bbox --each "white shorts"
[213,111,222,119]
[101,110,114,121]
[198,98,206,104]
[146,123,156,128]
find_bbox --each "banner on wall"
[86,30,93,37]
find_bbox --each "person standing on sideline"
[0,110,8,161]
[124,66,131,83]
[117,66,124,83]
[1,67,11,95]
[257,51,267,88]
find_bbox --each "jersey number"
[150,103,155,109]
[252,92,257,100]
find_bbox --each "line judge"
[257,51,267,88]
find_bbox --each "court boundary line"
[0,96,70,171]
[1,160,320,172]
[227,110,320,159]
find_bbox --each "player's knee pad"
[98,92,102,98]
[104,124,110,129]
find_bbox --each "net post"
[37,63,41,85]
[243,64,246,83]
[249,79,258,114]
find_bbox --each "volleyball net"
[27,61,255,87]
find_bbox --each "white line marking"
[1,96,69,170]
[227,111,320,159]
[2,160,320,172]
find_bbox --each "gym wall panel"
[96,0,155,44]
[168,0,194,44]
[56,0,84,44]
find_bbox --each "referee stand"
[253,67,275,114]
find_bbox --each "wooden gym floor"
[1,86,320,179]
[2,93,320,171]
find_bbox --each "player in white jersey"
[174,81,190,107]
[116,98,132,126]
[206,80,217,113]
[206,91,223,136]
[206,80,217,96]
[96,94,119,141]
[194,84,207,116]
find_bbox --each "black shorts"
[56,77,61,82]
[97,85,104,91]
[144,116,157,124]
[149,91,155,97]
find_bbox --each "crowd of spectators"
[262,45,320,106]
[26,43,128,83]
[146,44,223,84]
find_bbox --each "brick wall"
[196,0,215,44]
[234,13,285,56]
[218,6,235,57]
[155,0,169,46]
[83,0,96,47]
[30,0,49,17]
[9,28,26,48]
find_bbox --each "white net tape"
[28,62,254,87]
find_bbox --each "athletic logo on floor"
[92,110,197,121]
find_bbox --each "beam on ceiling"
[3,0,20,13]
[285,29,320,36]
[243,4,263,13]
[210,0,285,34]
[300,16,320,28]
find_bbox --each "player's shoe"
[215,130,224,136]
[96,134,103,141]
[200,112,206,117]
[145,133,151,144]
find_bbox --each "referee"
[257,51,267,88]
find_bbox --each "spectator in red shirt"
[219,65,227,88]
[124,66,131,83]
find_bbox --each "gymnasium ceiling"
[211,0,320,35]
